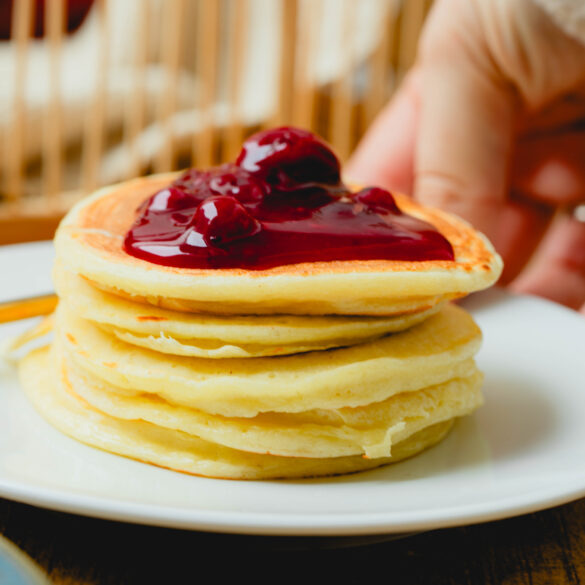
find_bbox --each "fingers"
[345,0,585,319]
[511,212,585,310]
[414,46,518,242]
[345,72,420,195]
[500,130,585,286]
[492,193,554,284]
[512,130,585,206]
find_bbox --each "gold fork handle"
[0,294,58,324]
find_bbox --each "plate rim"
[2,473,585,536]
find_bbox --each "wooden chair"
[0,0,432,245]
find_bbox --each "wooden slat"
[362,0,399,129]
[328,0,355,161]
[223,0,249,162]
[80,0,110,195]
[0,214,62,245]
[0,187,83,244]
[291,0,320,130]
[397,0,426,80]
[193,0,220,168]
[5,0,33,201]
[43,0,66,206]
[192,0,220,168]
[154,0,187,174]
[124,0,151,180]
[270,0,298,128]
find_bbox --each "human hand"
[346,0,585,313]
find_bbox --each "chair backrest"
[0,0,431,243]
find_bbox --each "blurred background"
[0,0,432,244]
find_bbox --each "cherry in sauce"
[236,126,342,194]
[124,127,455,269]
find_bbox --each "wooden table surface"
[1,495,585,584]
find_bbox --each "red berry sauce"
[124,127,454,269]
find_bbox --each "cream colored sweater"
[535,0,585,44]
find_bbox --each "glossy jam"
[124,127,455,269]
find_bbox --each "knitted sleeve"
[533,0,585,44]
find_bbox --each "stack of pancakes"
[19,174,502,479]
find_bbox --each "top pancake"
[54,173,502,315]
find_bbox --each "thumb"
[414,27,517,240]
[345,72,420,195]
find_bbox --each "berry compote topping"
[236,126,342,195]
[124,127,455,269]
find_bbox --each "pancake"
[64,352,483,459]
[19,344,461,479]
[56,302,482,418]
[54,173,502,315]
[54,266,443,358]
[18,128,498,479]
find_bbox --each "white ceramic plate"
[1,241,585,537]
